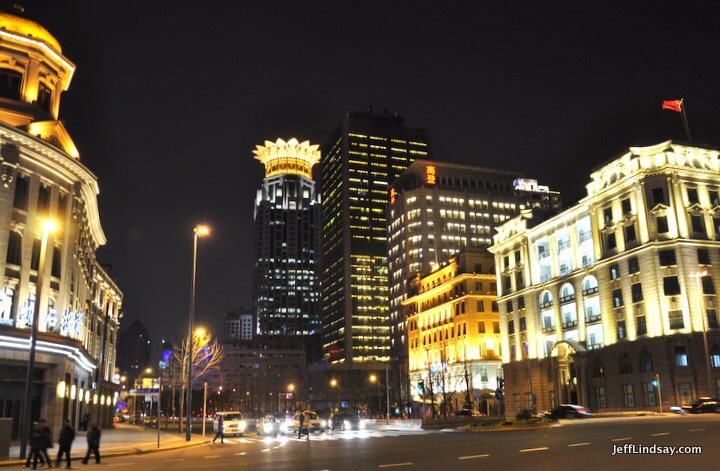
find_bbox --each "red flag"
[662,99,683,112]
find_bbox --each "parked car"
[674,397,720,414]
[214,411,246,436]
[258,415,283,436]
[544,404,591,419]
[330,413,368,431]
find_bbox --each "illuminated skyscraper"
[253,138,321,337]
[321,109,429,365]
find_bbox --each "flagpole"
[680,100,692,142]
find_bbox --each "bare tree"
[170,331,224,431]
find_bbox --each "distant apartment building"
[387,160,560,404]
[225,310,253,340]
[404,250,502,415]
[321,109,429,368]
[490,141,720,418]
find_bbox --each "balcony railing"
[563,320,578,329]
[560,294,576,303]
[558,240,572,251]
[578,231,592,243]
[538,250,550,260]
[582,286,599,296]
[587,343,603,350]
[585,314,601,323]
[540,300,554,309]
[542,324,556,333]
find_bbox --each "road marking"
[519,447,549,453]
[378,463,414,468]
[204,455,220,459]
[261,448,271,452]
[235,452,247,456]
[689,428,705,432]
[164,458,185,462]
[568,442,591,447]
[458,454,490,460]
[611,437,632,442]
[651,432,670,437]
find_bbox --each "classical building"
[224,309,253,341]
[116,319,151,385]
[404,250,502,416]
[321,109,429,369]
[252,138,321,338]
[0,11,123,435]
[490,141,720,418]
[387,160,560,405]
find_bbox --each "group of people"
[25,418,102,469]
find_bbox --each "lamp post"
[287,384,295,413]
[185,224,210,441]
[19,219,56,459]
[330,378,338,411]
[369,374,380,417]
[691,270,713,397]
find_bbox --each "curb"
[0,440,211,467]
[463,424,550,432]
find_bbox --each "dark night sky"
[15,1,720,357]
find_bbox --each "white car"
[214,411,246,436]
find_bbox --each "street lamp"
[19,219,57,459]
[185,224,210,441]
[369,374,380,417]
[690,270,713,397]
[287,384,295,412]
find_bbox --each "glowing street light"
[20,219,57,459]
[185,224,210,441]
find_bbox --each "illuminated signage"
[390,187,397,205]
[425,165,437,185]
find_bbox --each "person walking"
[38,419,52,468]
[81,424,101,465]
[296,412,308,440]
[56,419,75,469]
[212,415,224,444]
[25,422,43,469]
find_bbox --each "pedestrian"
[56,419,75,469]
[25,422,43,469]
[81,424,101,465]
[38,419,53,468]
[296,411,308,440]
[79,413,89,432]
[212,415,224,444]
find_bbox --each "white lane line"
[273,445,282,449]
[689,428,705,432]
[378,463,414,468]
[261,448,271,452]
[651,432,670,437]
[568,442,591,447]
[204,455,220,459]
[164,458,185,462]
[458,454,490,460]
[519,447,549,453]
[611,437,632,442]
[235,452,247,456]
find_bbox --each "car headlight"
[239,421,246,431]
[264,423,273,433]
[343,420,350,429]
[359,419,367,429]
[320,420,327,428]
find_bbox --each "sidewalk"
[2,424,209,466]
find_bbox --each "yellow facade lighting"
[330,378,338,388]
[70,384,77,400]
[84,390,90,403]
[42,219,58,233]
[253,138,320,179]
[56,381,66,398]
[369,374,378,384]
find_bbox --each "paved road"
[7,415,718,470]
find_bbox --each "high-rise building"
[321,109,429,366]
[387,160,560,403]
[253,138,321,337]
[116,320,151,383]
[225,309,253,340]
[0,10,123,434]
[490,140,720,418]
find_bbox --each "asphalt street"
[8,415,718,471]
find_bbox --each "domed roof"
[0,11,61,52]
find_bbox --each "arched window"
[592,358,605,377]
[639,350,653,372]
[6,231,21,265]
[560,283,575,303]
[619,353,632,375]
[582,275,599,295]
[540,290,554,308]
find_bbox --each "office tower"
[225,309,254,340]
[253,138,321,337]
[321,109,429,366]
[387,160,560,405]
[490,140,720,418]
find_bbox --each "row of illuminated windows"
[6,231,62,278]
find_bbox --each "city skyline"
[15,1,720,355]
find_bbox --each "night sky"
[16,1,720,357]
